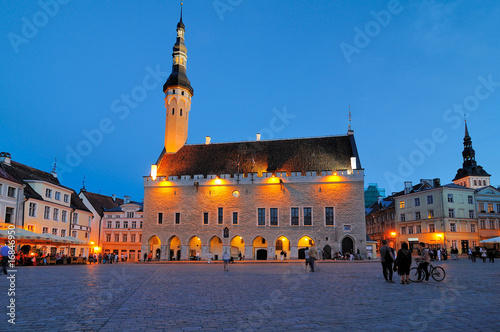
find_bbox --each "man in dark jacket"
[380,240,395,283]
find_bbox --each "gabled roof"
[0,166,23,185]
[5,160,62,186]
[71,192,91,213]
[80,191,124,217]
[475,186,500,196]
[156,135,361,177]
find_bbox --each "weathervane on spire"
[52,158,57,173]
[348,106,352,132]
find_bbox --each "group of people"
[333,250,363,261]
[88,253,120,264]
[468,247,496,263]
[380,240,431,284]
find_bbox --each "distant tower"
[163,3,194,154]
[452,120,490,188]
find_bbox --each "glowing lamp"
[197,237,200,241]
[436,233,443,239]
[90,241,95,245]
[94,247,100,252]
[390,232,396,237]
[151,164,158,181]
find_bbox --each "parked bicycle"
[409,263,446,282]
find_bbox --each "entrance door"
[323,245,332,260]
[342,237,354,255]
[256,249,267,260]
[298,248,306,259]
[461,240,469,254]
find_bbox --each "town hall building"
[141,8,367,260]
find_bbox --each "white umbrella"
[480,236,500,244]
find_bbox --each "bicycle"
[409,263,446,282]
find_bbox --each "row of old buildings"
[365,123,500,253]
[3,6,497,262]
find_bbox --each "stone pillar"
[180,245,189,261]
[160,245,168,260]
[267,245,275,260]
[141,244,148,261]
[201,245,210,260]
[245,245,253,260]
[290,246,298,260]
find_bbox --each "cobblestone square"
[1,259,499,331]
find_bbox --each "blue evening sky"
[1,0,499,201]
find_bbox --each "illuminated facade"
[141,9,367,261]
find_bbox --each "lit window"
[27,225,35,232]
[478,203,485,212]
[428,210,434,218]
[399,201,405,209]
[488,203,494,212]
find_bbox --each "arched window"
[483,180,487,186]
[474,180,477,186]
[180,109,183,116]
[172,108,175,115]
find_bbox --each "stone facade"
[142,170,367,260]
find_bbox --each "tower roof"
[453,121,490,181]
[163,3,193,95]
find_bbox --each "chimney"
[433,178,441,188]
[112,194,116,202]
[377,196,383,204]
[205,136,211,145]
[0,152,11,166]
[404,181,412,195]
[350,157,357,170]
[256,133,261,141]
[124,195,130,204]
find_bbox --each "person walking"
[416,242,430,281]
[308,246,318,272]
[1,243,10,275]
[468,248,472,260]
[395,242,412,284]
[304,247,310,271]
[471,248,476,262]
[144,252,148,262]
[481,248,487,263]
[380,240,395,283]
[280,250,285,262]
[222,249,230,272]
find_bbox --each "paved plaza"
[1,258,499,331]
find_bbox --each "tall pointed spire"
[163,2,194,154]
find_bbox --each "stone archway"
[323,245,332,260]
[169,236,181,261]
[209,236,223,260]
[275,236,290,260]
[230,236,245,260]
[253,236,267,260]
[189,236,202,260]
[148,235,161,260]
[341,236,354,255]
[298,236,315,259]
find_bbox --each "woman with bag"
[395,242,412,284]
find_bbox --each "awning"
[0,228,89,246]
[480,236,500,244]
